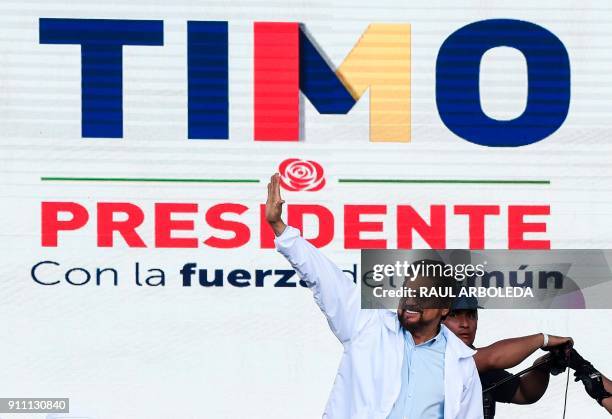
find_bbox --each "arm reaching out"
[570,348,612,412]
[602,376,612,414]
[475,333,573,372]
[511,354,552,404]
[266,173,366,344]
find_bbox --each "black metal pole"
[482,357,555,394]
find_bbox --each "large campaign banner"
[1,0,611,418]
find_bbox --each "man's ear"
[441,308,450,318]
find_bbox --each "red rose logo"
[279,158,326,191]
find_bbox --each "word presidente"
[41,202,551,249]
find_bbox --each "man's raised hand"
[266,173,287,236]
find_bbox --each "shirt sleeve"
[274,225,367,344]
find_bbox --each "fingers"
[267,173,285,206]
[269,174,276,199]
[549,335,573,346]
[271,173,283,202]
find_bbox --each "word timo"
[39,18,570,146]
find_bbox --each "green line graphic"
[338,179,549,185]
[41,177,260,183]
[41,177,549,185]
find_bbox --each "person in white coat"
[265,173,483,419]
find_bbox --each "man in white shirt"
[266,173,482,419]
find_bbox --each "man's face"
[443,309,478,346]
[397,306,449,330]
[396,274,450,331]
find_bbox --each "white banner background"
[1,0,611,418]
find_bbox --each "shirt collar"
[403,325,445,348]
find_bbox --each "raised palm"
[266,173,287,235]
